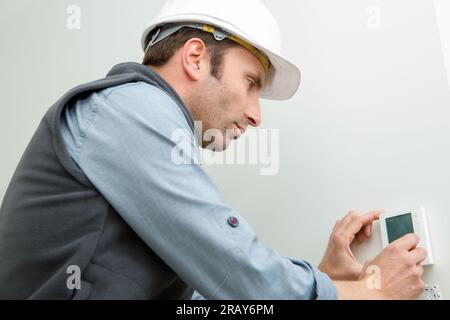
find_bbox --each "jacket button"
[227,216,239,228]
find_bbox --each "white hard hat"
[141,0,301,100]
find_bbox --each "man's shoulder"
[101,81,172,106]
[95,81,191,132]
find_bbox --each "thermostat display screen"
[386,213,414,243]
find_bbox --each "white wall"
[1,0,449,298]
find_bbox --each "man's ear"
[181,38,209,81]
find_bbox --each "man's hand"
[362,233,427,299]
[319,210,383,280]
[334,233,427,299]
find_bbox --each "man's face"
[190,46,265,151]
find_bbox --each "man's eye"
[247,79,255,89]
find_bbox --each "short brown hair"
[142,27,238,79]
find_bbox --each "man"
[0,0,426,299]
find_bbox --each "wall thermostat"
[380,206,434,266]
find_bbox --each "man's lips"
[235,123,246,135]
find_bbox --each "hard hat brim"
[259,50,301,100]
[141,14,301,101]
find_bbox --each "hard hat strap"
[201,25,270,73]
[144,23,270,73]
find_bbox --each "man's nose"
[245,99,261,127]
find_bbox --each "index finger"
[360,209,384,225]
[345,209,385,235]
